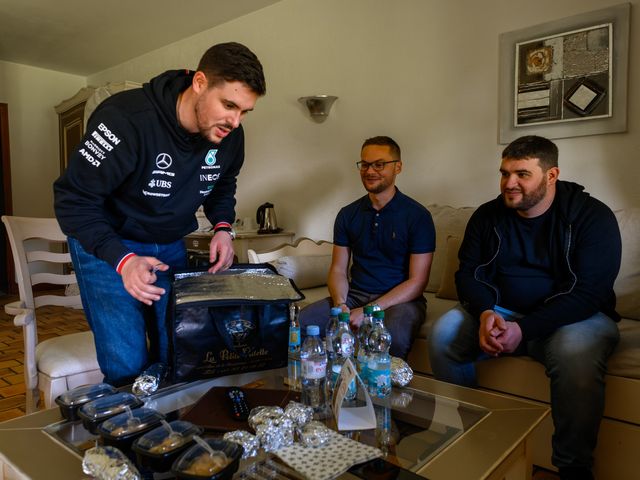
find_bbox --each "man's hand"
[478,309,506,356]
[494,321,523,353]
[349,307,364,330]
[208,231,235,273]
[121,256,169,305]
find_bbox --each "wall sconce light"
[298,95,338,122]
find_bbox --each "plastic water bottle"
[331,312,357,400]
[288,303,301,354]
[356,305,374,383]
[325,306,342,365]
[300,325,327,414]
[367,310,392,397]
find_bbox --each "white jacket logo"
[148,179,172,189]
[156,153,172,169]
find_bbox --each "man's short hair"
[197,42,266,96]
[502,135,558,170]
[361,136,401,160]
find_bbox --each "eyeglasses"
[356,160,400,171]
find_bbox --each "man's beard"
[503,178,547,211]
[195,98,232,143]
[363,176,392,194]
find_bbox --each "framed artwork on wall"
[498,3,630,144]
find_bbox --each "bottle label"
[340,333,354,356]
[302,359,327,379]
[289,327,300,350]
[369,363,391,398]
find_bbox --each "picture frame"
[498,3,630,144]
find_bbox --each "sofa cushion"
[271,254,332,290]
[608,319,640,379]
[614,208,640,321]
[436,235,461,301]
[425,204,475,294]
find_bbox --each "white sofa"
[250,204,640,479]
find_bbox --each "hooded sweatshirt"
[455,180,621,341]
[54,70,244,269]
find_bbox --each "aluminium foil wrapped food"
[82,445,141,480]
[391,356,413,387]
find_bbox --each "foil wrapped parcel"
[223,430,260,459]
[298,421,332,448]
[174,268,303,305]
[82,445,141,480]
[132,363,167,396]
[283,401,313,427]
[391,356,413,387]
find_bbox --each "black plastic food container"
[132,420,203,472]
[171,438,243,480]
[55,383,117,421]
[97,407,165,452]
[77,391,144,434]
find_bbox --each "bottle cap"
[330,307,342,316]
[307,325,320,336]
[338,312,350,322]
[373,310,385,319]
[363,305,374,315]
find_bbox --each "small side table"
[184,230,295,263]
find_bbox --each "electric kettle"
[256,202,280,233]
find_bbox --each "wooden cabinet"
[185,231,295,263]
[55,87,95,173]
[54,82,141,174]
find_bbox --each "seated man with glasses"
[299,136,435,359]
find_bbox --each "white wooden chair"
[1,216,101,413]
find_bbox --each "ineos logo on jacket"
[156,153,173,169]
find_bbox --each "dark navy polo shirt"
[333,189,436,294]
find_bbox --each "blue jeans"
[428,304,619,470]
[299,288,426,359]
[69,237,187,386]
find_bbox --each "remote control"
[226,387,250,421]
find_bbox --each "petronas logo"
[205,149,218,166]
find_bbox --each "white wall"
[0,61,86,216]
[79,0,640,241]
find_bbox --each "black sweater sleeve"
[518,199,621,340]
[455,204,499,316]
[54,105,138,268]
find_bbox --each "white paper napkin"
[275,430,382,480]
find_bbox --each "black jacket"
[456,180,621,341]
[54,70,244,268]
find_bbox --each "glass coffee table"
[0,368,548,479]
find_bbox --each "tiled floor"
[0,293,561,479]
[0,292,89,421]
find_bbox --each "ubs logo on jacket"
[143,152,176,198]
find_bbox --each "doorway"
[0,103,15,294]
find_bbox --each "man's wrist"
[116,252,136,275]
[213,222,236,240]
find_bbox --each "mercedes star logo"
[155,153,173,169]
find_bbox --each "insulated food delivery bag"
[170,264,304,383]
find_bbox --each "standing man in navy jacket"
[54,42,266,386]
[429,135,621,480]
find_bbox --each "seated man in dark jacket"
[428,135,621,480]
